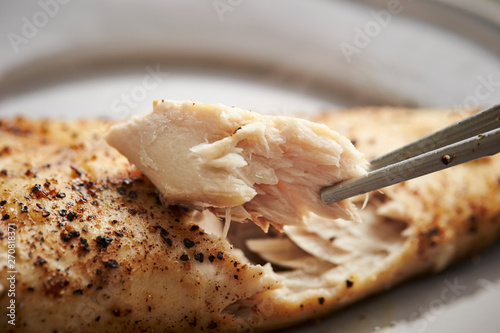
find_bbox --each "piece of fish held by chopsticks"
[105,100,368,231]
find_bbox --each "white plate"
[1,1,500,332]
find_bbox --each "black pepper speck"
[70,164,84,176]
[160,227,169,238]
[34,256,46,266]
[96,235,113,248]
[67,211,78,221]
[104,259,119,268]
[183,238,195,248]
[79,238,90,252]
[159,228,172,246]
[194,253,204,263]
[61,230,80,242]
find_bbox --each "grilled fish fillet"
[0,107,499,332]
[105,100,367,231]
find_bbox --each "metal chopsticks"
[321,104,500,205]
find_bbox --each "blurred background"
[1,1,500,332]
[0,0,499,118]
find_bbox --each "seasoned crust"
[0,118,279,333]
